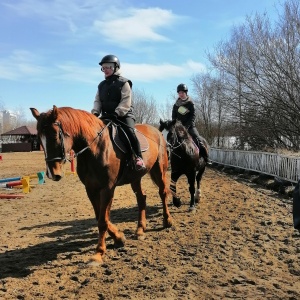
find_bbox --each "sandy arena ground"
[0,151,299,299]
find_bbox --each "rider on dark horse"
[172,83,210,164]
[91,54,145,171]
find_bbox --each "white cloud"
[55,62,100,84]
[0,50,46,80]
[93,7,178,46]
[122,61,206,82]
[185,60,207,73]
[1,0,112,33]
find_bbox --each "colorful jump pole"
[0,194,24,199]
[6,181,22,187]
[0,177,21,184]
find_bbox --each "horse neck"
[64,118,110,154]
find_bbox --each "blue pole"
[0,176,21,183]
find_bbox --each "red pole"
[6,181,22,187]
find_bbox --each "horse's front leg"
[187,172,196,211]
[195,166,206,204]
[170,171,181,208]
[131,179,147,238]
[91,188,125,264]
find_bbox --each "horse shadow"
[0,205,162,279]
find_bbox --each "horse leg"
[131,179,147,238]
[187,172,196,211]
[170,171,181,208]
[149,164,173,228]
[106,200,126,248]
[90,188,125,264]
[195,166,206,204]
[85,187,101,221]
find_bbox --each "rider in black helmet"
[92,54,145,170]
[172,83,210,164]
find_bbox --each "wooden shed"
[0,126,40,152]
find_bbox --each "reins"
[45,120,112,162]
[166,131,184,159]
[73,121,112,158]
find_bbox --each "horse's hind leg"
[187,172,196,211]
[149,164,173,228]
[131,179,147,238]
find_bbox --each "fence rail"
[210,148,300,183]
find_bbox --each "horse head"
[30,105,72,181]
[159,119,190,147]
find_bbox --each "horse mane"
[173,121,198,156]
[53,107,102,137]
[174,121,192,141]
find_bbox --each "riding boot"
[196,138,210,164]
[135,151,146,170]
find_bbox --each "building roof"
[1,125,37,136]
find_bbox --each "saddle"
[109,123,149,153]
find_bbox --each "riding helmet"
[99,54,120,68]
[177,83,188,93]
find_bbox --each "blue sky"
[0,0,280,121]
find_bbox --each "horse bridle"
[166,129,184,158]
[44,121,111,163]
[44,122,67,163]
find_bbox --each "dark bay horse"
[30,106,173,264]
[159,119,208,211]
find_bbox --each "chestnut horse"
[159,119,207,211]
[30,106,173,264]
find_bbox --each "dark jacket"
[172,97,196,128]
[98,75,134,118]
[91,70,134,119]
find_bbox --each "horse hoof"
[89,253,103,266]
[163,217,173,228]
[88,260,102,267]
[114,234,126,248]
[136,227,145,238]
[137,234,146,241]
[173,197,181,208]
[189,206,196,212]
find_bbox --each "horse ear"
[30,108,40,120]
[51,105,58,120]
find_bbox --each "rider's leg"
[188,127,209,163]
[120,117,145,170]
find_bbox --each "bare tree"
[206,0,300,151]
[191,72,228,144]
[132,89,158,125]
[159,96,174,121]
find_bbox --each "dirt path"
[0,152,299,299]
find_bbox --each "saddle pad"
[111,125,149,153]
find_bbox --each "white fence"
[210,148,300,183]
